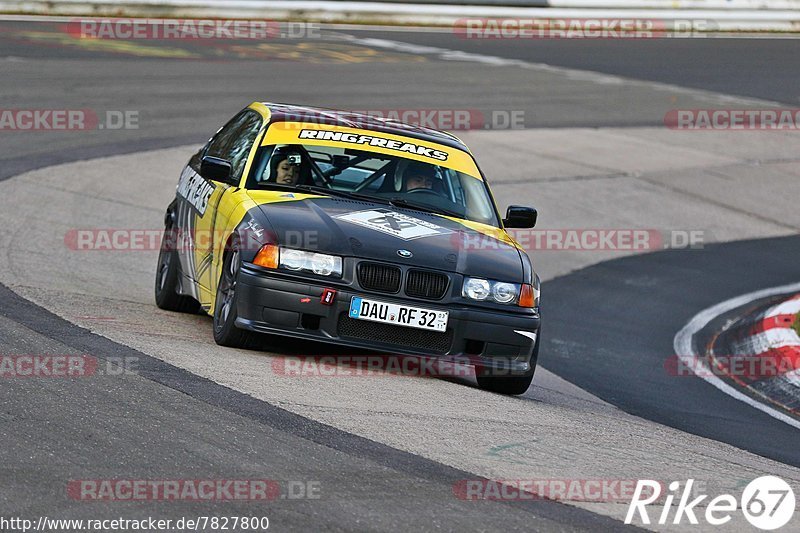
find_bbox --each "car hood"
[248,193,525,282]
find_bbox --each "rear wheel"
[213,245,257,348]
[476,329,540,395]
[154,228,200,313]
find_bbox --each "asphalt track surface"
[0,283,616,531]
[545,235,800,467]
[1,19,799,530]
[342,30,800,106]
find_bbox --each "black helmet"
[403,161,437,181]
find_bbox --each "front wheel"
[213,246,256,348]
[476,329,540,395]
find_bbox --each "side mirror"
[504,205,537,228]
[201,156,233,184]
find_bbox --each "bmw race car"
[155,102,541,394]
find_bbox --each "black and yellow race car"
[155,102,541,394]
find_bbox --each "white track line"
[674,282,800,430]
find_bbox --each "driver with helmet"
[402,161,439,192]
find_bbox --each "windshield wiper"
[389,198,464,219]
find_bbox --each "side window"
[206,112,246,159]
[205,111,263,181]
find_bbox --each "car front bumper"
[235,264,541,374]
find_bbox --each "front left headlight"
[492,282,518,304]
[278,247,342,277]
[462,277,491,301]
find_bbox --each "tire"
[476,329,540,395]
[154,228,200,313]
[212,245,257,348]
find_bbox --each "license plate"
[348,297,449,332]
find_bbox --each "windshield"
[247,143,500,226]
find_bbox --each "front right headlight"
[252,245,342,277]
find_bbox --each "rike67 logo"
[626,477,795,530]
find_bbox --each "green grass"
[794,312,800,337]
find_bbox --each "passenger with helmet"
[268,146,304,185]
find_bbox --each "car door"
[188,109,264,306]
